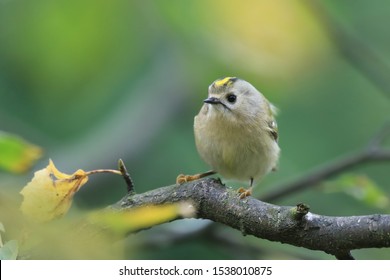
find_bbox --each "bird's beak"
[204,97,221,105]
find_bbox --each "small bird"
[177,77,280,198]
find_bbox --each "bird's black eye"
[226,94,237,103]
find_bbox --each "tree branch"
[114,178,390,258]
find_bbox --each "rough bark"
[114,178,390,259]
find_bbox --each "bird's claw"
[176,174,200,184]
[238,187,252,199]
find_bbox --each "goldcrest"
[190,77,280,198]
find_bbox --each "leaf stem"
[84,169,122,176]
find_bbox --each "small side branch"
[118,159,135,194]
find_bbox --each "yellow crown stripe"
[214,77,236,87]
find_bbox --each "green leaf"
[0,131,43,173]
[0,240,19,260]
[326,174,389,209]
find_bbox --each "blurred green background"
[0,0,389,259]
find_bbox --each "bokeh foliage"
[0,0,389,259]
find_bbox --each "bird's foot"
[238,187,252,199]
[176,174,202,184]
[176,170,216,184]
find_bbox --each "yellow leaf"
[88,202,195,234]
[20,159,88,223]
